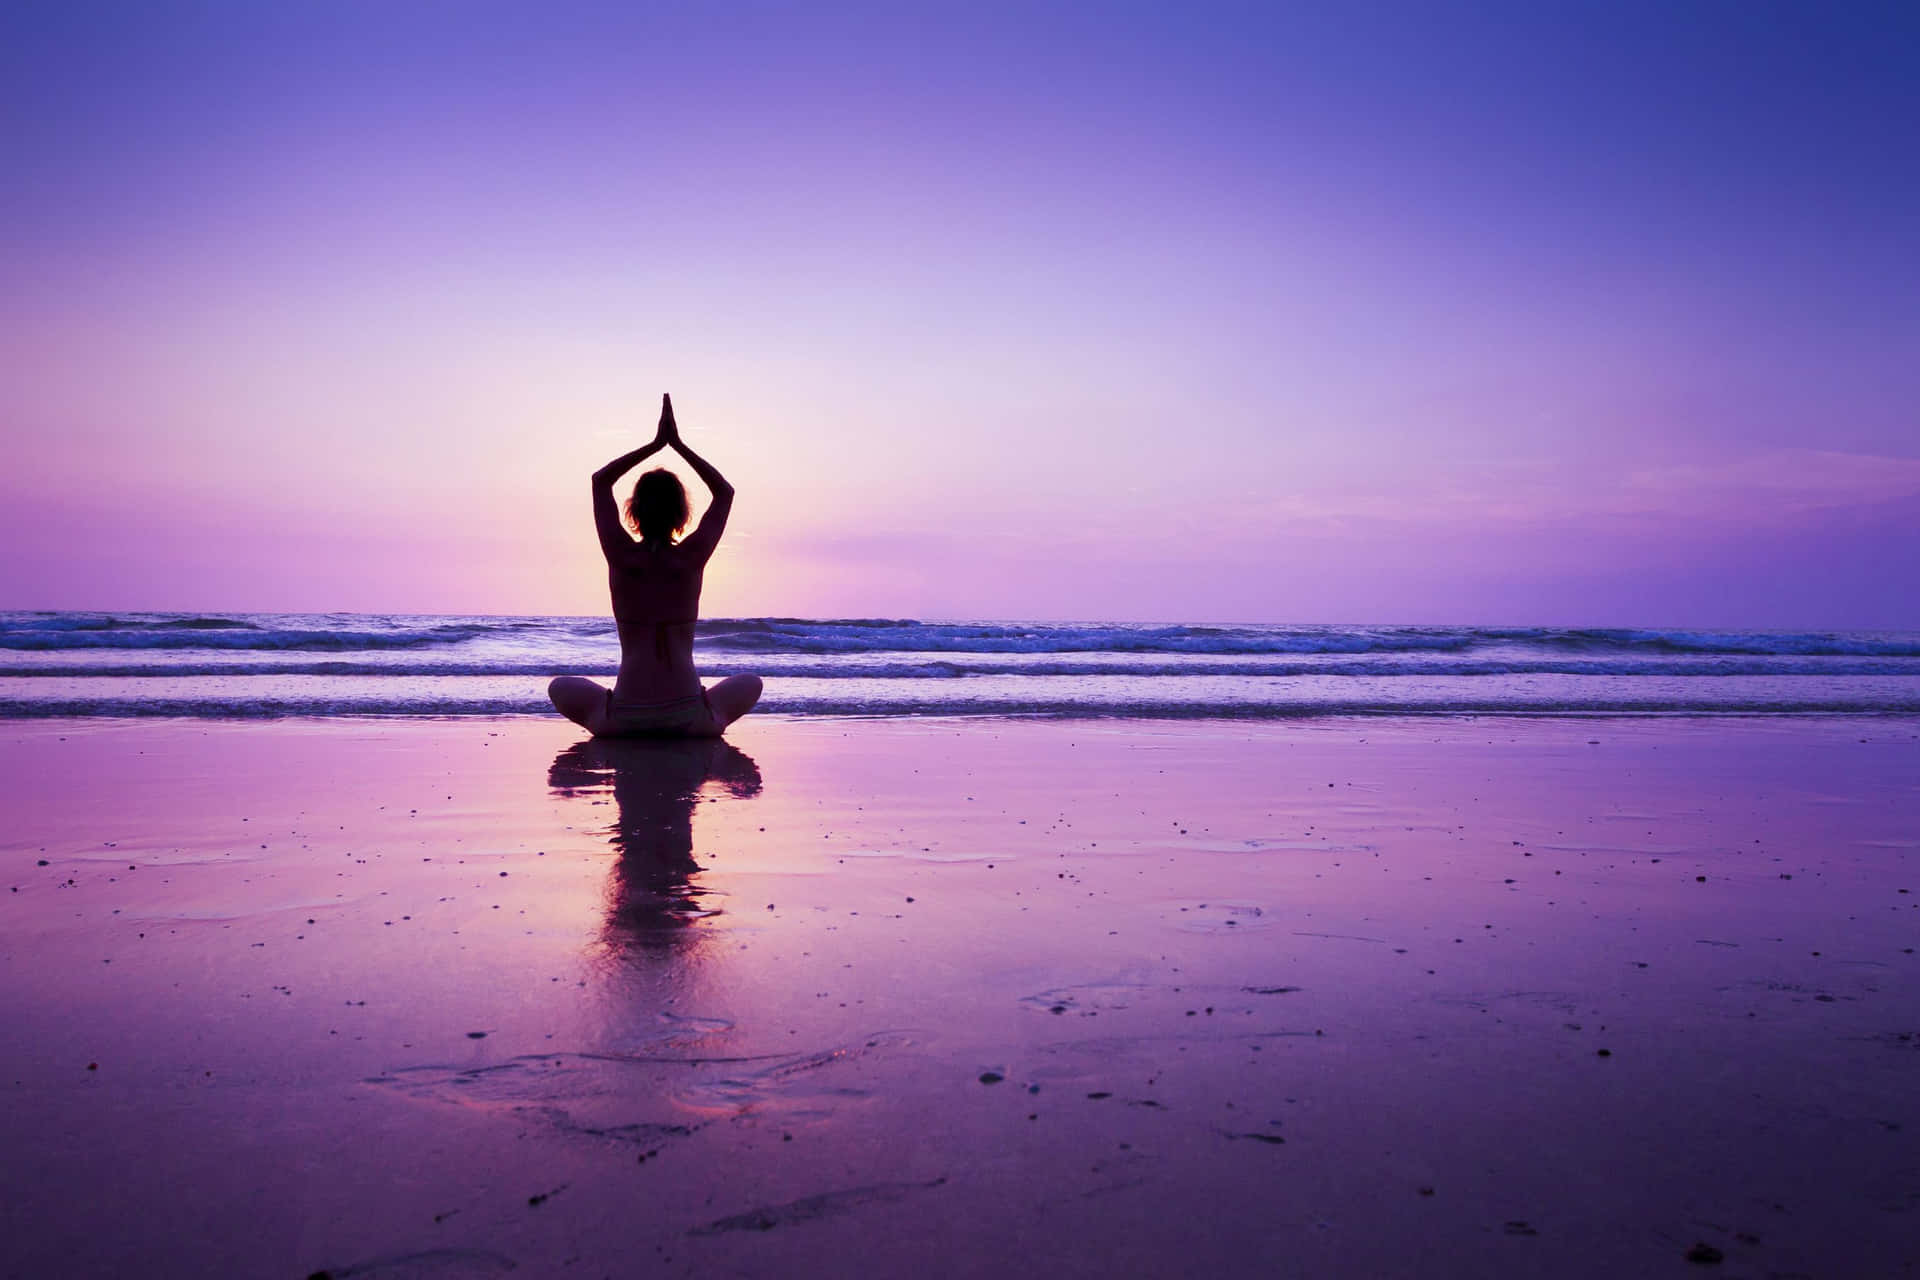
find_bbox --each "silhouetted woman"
[548,394,762,737]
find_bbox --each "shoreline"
[8,706,1920,725]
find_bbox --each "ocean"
[4,611,1919,719]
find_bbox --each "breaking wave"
[3,612,1916,720]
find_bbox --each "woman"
[548,394,762,737]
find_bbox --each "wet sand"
[2,715,1916,1278]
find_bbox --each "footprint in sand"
[1168,900,1272,934]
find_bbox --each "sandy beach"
[2,714,1916,1278]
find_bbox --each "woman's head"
[626,469,690,543]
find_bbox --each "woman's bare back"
[608,543,705,705]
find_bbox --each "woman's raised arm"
[590,401,673,557]
[660,395,735,560]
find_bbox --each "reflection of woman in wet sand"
[549,394,762,737]
[548,736,762,947]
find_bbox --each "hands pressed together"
[631,392,730,499]
[653,393,681,448]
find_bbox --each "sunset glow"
[4,3,1915,625]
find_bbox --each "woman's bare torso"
[608,543,705,705]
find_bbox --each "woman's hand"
[654,393,681,446]
[592,394,674,489]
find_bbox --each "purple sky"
[3,2,1916,625]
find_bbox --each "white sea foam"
[1,612,1917,719]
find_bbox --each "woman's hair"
[626,469,690,542]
